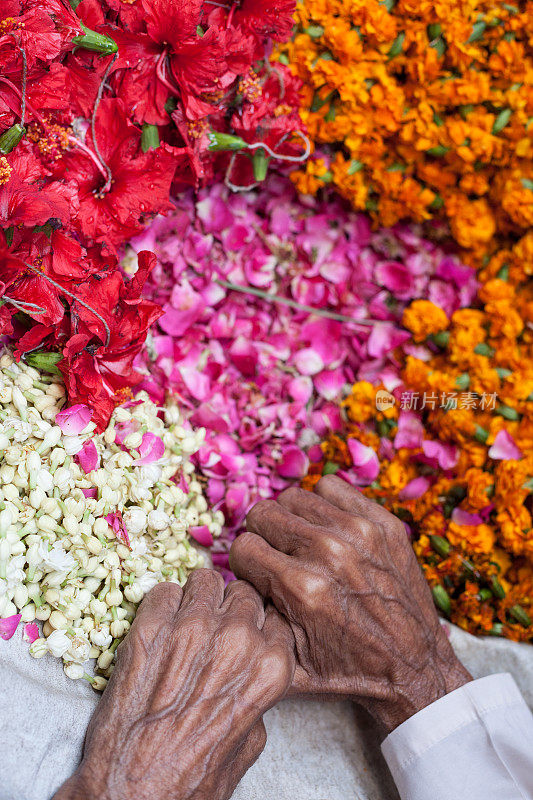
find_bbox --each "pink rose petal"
[399,476,430,500]
[55,404,93,436]
[133,432,165,466]
[0,614,21,640]
[23,622,39,643]
[76,439,100,474]
[451,508,483,526]
[105,512,131,548]
[189,525,214,547]
[421,440,458,470]
[347,439,380,485]
[81,487,98,499]
[488,429,522,461]
[394,412,424,450]
[277,446,309,479]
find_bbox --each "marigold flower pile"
[0,349,220,686]
[1,0,303,429]
[278,0,533,261]
[305,282,533,643]
[130,176,477,573]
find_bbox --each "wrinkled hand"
[54,570,295,800]
[230,475,471,733]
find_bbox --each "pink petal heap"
[135,176,477,552]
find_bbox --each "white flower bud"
[49,610,68,630]
[90,625,112,648]
[105,588,123,607]
[97,649,114,670]
[0,465,15,484]
[35,603,51,621]
[89,599,107,618]
[21,603,36,622]
[91,676,108,692]
[37,515,57,533]
[124,583,143,603]
[13,584,29,609]
[110,619,126,638]
[148,509,170,531]
[64,663,85,680]
[29,638,48,658]
[62,436,84,456]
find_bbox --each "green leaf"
[322,461,340,475]
[4,227,14,247]
[23,351,62,375]
[380,0,396,10]
[319,170,333,183]
[488,623,504,636]
[521,178,533,191]
[277,53,289,65]
[430,535,451,558]
[304,24,325,38]
[477,588,492,602]
[474,342,495,357]
[324,104,336,122]
[467,20,486,42]
[431,37,446,57]
[503,3,518,12]
[387,31,405,58]
[490,577,506,599]
[492,108,511,134]
[474,425,489,443]
[196,25,204,37]
[141,124,159,153]
[495,404,520,421]
[429,330,450,348]
[429,194,444,210]
[426,145,449,157]
[496,367,512,379]
[427,23,442,39]
[509,604,532,627]
[347,159,363,175]
[456,373,470,390]
[432,585,451,616]
[496,263,509,280]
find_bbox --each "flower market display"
[0,349,219,686]
[1,0,532,684]
[128,175,477,570]
[1,0,305,429]
[304,283,533,643]
[277,0,533,263]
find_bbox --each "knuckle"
[246,499,276,529]
[316,474,340,493]
[278,486,304,505]
[316,534,348,563]
[231,531,258,559]
[293,572,330,609]
[350,518,376,539]
[259,648,293,693]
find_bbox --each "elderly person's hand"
[230,475,472,733]
[53,570,295,800]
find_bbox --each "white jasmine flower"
[67,635,92,664]
[46,629,72,657]
[37,542,76,574]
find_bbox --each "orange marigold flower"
[402,299,449,343]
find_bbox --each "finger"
[221,580,266,628]
[229,532,294,603]
[134,581,183,626]
[262,603,295,652]
[179,568,225,613]
[276,486,347,529]
[246,499,314,554]
[314,474,396,529]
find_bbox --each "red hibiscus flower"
[57,98,175,246]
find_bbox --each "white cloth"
[382,673,533,800]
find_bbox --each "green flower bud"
[0,124,25,154]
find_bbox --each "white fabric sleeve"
[381,673,533,800]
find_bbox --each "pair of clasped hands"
[55,476,471,800]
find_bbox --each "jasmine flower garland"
[0,350,222,689]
